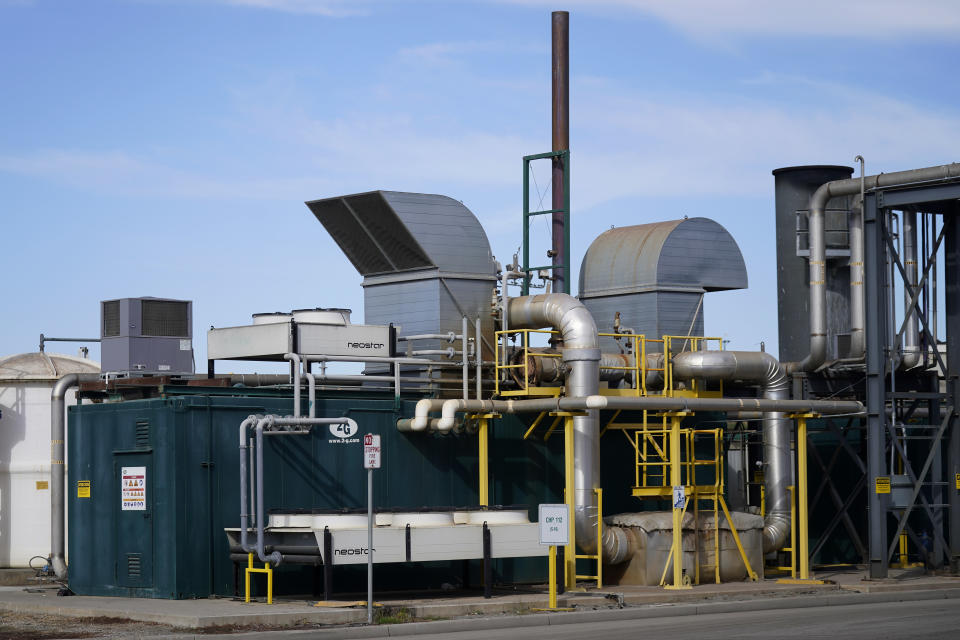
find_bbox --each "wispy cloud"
[0,149,332,199]
[398,40,546,66]
[500,0,960,40]
[568,77,960,211]
[208,0,369,16]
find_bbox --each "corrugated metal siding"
[578,220,681,296]
[380,192,495,276]
[364,279,439,334]
[656,218,748,291]
[584,292,703,355]
[579,217,746,297]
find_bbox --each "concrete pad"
[2,570,960,633]
[0,587,365,629]
[0,568,37,586]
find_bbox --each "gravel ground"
[0,611,187,640]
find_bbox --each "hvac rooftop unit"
[100,297,194,376]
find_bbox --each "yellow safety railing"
[575,488,603,588]
[494,328,564,397]
[244,552,273,604]
[662,336,724,398]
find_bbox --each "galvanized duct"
[671,350,792,552]
[507,349,664,389]
[50,374,78,579]
[788,162,960,373]
[505,294,632,563]
[849,194,865,359]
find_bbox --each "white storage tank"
[0,352,99,568]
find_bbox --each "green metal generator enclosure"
[66,391,566,598]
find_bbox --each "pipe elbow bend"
[602,526,635,565]
[762,513,791,553]
[437,400,461,432]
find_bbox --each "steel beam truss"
[863,179,960,578]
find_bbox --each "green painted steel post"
[522,156,530,296]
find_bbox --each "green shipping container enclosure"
[66,390,568,598]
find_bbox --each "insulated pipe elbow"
[412,399,446,431]
[848,194,866,359]
[507,294,622,561]
[50,373,79,579]
[672,350,792,552]
[785,182,831,374]
[901,209,921,370]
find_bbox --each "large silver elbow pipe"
[901,209,921,369]
[50,373,79,579]
[672,350,791,552]
[788,162,960,373]
[508,294,631,564]
[848,194,865,359]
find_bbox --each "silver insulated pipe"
[789,162,960,373]
[671,350,792,552]
[507,294,632,563]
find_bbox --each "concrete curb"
[150,587,960,639]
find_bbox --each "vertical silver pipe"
[848,159,866,359]
[255,417,283,565]
[238,416,258,554]
[507,294,630,562]
[933,215,939,345]
[475,316,482,399]
[284,353,302,417]
[304,371,316,418]
[903,210,921,369]
[249,436,256,540]
[462,316,469,400]
[50,373,79,579]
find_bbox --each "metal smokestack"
[551,10,569,294]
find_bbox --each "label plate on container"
[121,467,146,510]
[77,480,90,498]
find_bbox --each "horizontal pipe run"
[416,395,863,428]
[229,553,323,566]
[399,332,461,343]
[304,354,464,369]
[790,162,960,373]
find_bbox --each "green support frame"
[522,150,570,295]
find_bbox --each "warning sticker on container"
[77,480,91,498]
[36,480,49,490]
[875,476,891,494]
[121,467,146,511]
[955,473,960,490]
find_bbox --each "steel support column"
[946,211,960,570]
[863,191,890,578]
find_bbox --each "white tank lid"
[252,312,292,325]
[291,308,352,325]
[0,352,100,382]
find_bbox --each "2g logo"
[329,422,359,439]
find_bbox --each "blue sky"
[2,0,959,372]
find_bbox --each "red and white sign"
[121,466,146,511]
[363,434,381,469]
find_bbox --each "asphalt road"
[403,598,960,640]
